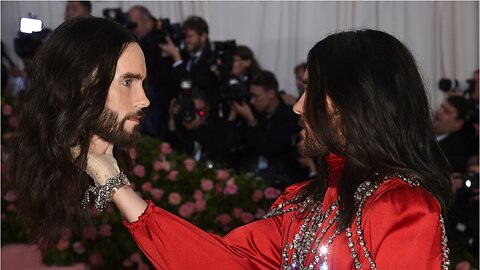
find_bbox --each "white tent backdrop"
[1,1,478,108]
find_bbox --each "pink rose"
[251,189,264,202]
[232,207,243,218]
[255,208,267,219]
[73,241,85,254]
[200,179,213,191]
[153,160,163,171]
[89,253,103,267]
[193,189,204,201]
[183,158,196,172]
[178,202,196,218]
[138,263,150,270]
[456,261,472,270]
[160,142,172,155]
[142,182,153,192]
[56,239,69,251]
[150,188,164,201]
[168,192,182,205]
[8,116,17,128]
[62,228,72,240]
[123,258,134,268]
[215,213,232,226]
[83,226,97,241]
[3,190,16,202]
[216,169,230,180]
[194,199,207,212]
[133,165,146,178]
[130,252,142,263]
[160,161,171,172]
[455,261,471,270]
[99,224,112,237]
[224,180,238,195]
[264,187,281,199]
[129,148,137,160]
[2,104,12,116]
[167,170,179,182]
[152,174,160,181]
[241,212,254,224]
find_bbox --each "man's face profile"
[433,101,463,135]
[93,42,150,148]
[293,70,333,157]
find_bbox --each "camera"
[438,78,476,94]
[14,16,51,59]
[207,40,236,80]
[102,8,137,30]
[153,18,184,47]
[177,80,197,124]
[220,76,250,103]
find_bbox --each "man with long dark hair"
[13,21,452,269]
[11,17,149,248]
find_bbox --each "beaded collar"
[263,172,450,270]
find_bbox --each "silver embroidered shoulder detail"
[263,196,311,219]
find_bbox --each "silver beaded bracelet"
[81,172,130,212]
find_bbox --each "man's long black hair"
[300,29,453,229]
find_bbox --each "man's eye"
[122,80,132,87]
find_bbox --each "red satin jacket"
[123,154,444,269]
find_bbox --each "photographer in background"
[229,70,301,189]
[64,1,91,21]
[433,95,477,173]
[166,87,238,166]
[231,45,262,86]
[160,16,221,119]
[448,154,479,265]
[127,5,179,140]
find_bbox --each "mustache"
[298,117,305,128]
[125,110,145,120]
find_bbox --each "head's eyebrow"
[120,72,145,80]
[303,78,308,85]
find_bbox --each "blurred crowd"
[1,0,478,261]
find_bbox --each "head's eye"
[122,79,132,87]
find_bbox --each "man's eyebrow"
[303,79,308,84]
[120,73,144,80]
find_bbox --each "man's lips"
[127,115,143,123]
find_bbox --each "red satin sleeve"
[122,181,309,270]
[122,200,286,270]
[360,181,443,269]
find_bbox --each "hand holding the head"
[85,136,120,186]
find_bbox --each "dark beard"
[297,117,330,158]
[92,108,144,149]
[297,129,329,157]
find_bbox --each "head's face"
[93,42,150,148]
[232,55,251,77]
[64,1,90,21]
[184,29,207,53]
[127,8,154,41]
[433,100,464,135]
[293,70,338,157]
